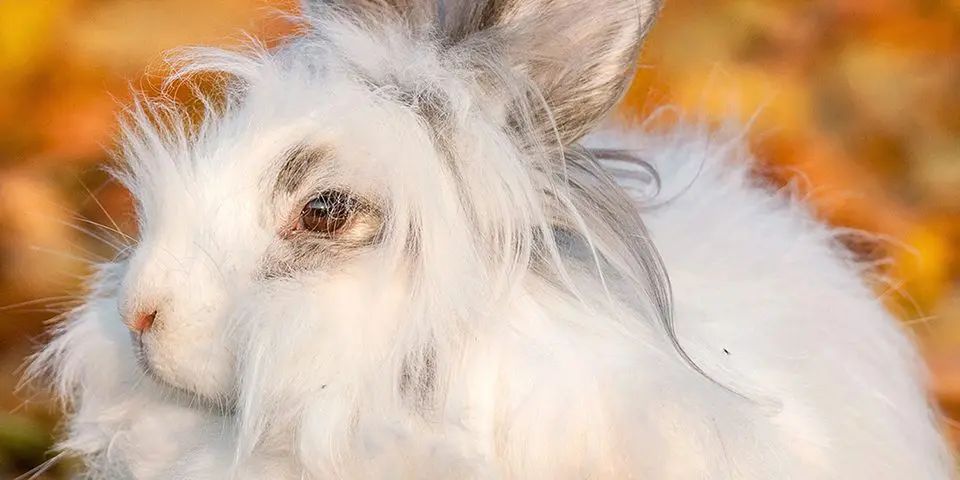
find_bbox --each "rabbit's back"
[539,125,956,478]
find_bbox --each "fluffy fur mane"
[27,1,955,478]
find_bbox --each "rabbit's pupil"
[299,191,352,235]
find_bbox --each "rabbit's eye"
[298,190,355,235]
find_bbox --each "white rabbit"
[28,0,956,478]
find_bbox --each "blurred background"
[1,0,958,477]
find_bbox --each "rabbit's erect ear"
[446,0,662,145]
[301,0,661,145]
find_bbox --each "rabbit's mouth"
[132,333,237,415]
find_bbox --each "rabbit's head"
[87,0,664,439]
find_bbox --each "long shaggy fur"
[28,0,955,478]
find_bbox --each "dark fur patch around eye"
[259,140,387,279]
[275,144,333,196]
[258,203,383,280]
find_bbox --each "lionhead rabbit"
[27,0,955,478]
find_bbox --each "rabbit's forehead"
[124,48,481,247]
[133,82,445,215]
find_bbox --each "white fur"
[29,2,954,479]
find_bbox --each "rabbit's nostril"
[131,310,158,333]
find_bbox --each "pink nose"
[130,310,157,333]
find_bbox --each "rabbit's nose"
[127,310,158,333]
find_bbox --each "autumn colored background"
[1,0,959,477]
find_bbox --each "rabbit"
[26,0,956,478]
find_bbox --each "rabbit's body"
[31,0,954,478]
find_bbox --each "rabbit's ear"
[446,0,662,145]
[301,0,661,145]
